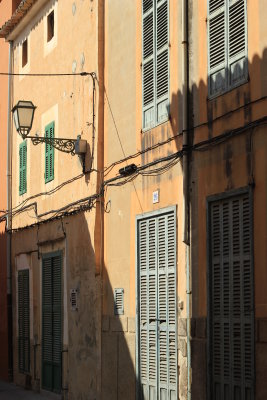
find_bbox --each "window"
[142,0,169,130]
[45,121,54,183]
[47,10,54,42]
[18,270,30,373]
[208,0,248,97]
[22,39,28,67]
[19,141,27,195]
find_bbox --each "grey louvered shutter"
[158,212,177,399]
[210,193,254,400]
[142,0,155,129]
[228,0,247,87]
[139,217,158,398]
[156,0,169,123]
[138,209,177,400]
[208,0,227,96]
[18,270,30,373]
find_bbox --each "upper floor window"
[208,0,248,97]
[19,141,27,195]
[22,39,28,68]
[47,10,54,42]
[45,121,55,183]
[142,0,169,130]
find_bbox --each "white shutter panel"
[228,0,247,87]
[208,0,227,96]
[156,0,169,123]
[143,1,155,129]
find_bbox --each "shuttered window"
[137,209,177,399]
[19,141,27,195]
[45,121,54,183]
[42,253,62,393]
[142,0,169,129]
[18,270,30,373]
[209,192,254,399]
[208,0,247,97]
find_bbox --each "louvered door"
[18,270,30,372]
[209,193,254,400]
[138,209,177,400]
[42,253,62,393]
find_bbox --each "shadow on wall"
[171,50,267,400]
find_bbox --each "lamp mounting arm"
[27,135,76,155]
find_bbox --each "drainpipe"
[181,0,191,399]
[7,40,13,381]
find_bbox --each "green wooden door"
[42,253,62,393]
[18,269,30,372]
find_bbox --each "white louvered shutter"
[208,0,227,96]
[138,210,177,400]
[228,0,247,87]
[208,0,247,96]
[142,0,169,129]
[156,0,169,123]
[143,0,155,129]
[210,193,254,400]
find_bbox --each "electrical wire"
[0,72,94,77]
[5,114,267,231]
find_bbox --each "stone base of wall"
[101,316,136,400]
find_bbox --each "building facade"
[0,0,266,399]
[0,0,21,381]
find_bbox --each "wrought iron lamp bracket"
[24,135,76,155]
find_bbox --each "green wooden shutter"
[138,209,177,400]
[18,270,30,373]
[45,122,54,183]
[19,141,27,195]
[42,257,53,391]
[156,0,169,123]
[208,0,227,96]
[228,0,247,87]
[52,255,62,393]
[42,254,62,393]
[210,193,254,399]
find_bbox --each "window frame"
[207,0,248,99]
[142,0,170,131]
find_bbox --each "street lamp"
[12,100,87,156]
[12,100,36,138]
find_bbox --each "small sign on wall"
[153,189,160,204]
